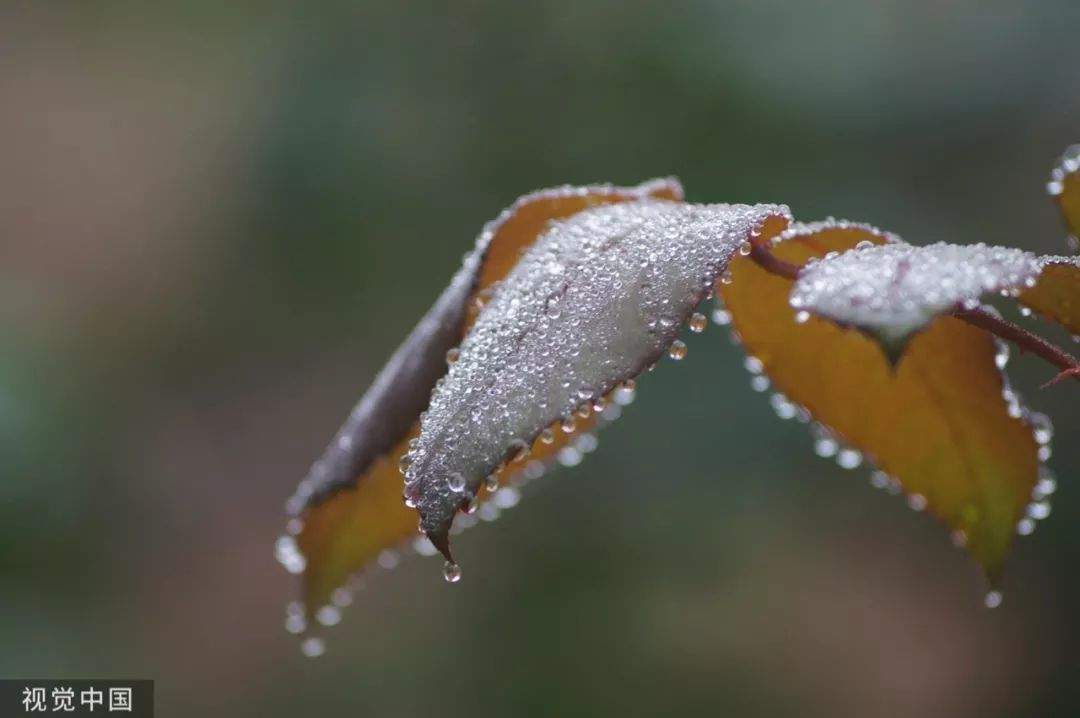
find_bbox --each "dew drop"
[316,605,341,627]
[668,340,688,360]
[445,347,461,365]
[539,427,555,444]
[447,472,466,493]
[301,637,326,658]
[688,312,707,333]
[711,308,732,326]
[443,561,462,583]
[984,590,1003,609]
[398,454,412,475]
[285,614,306,634]
[561,417,577,433]
[836,448,862,470]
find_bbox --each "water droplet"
[836,448,862,470]
[561,417,577,433]
[445,347,460,365]
[301,637,326,657]
[711,308,732,326]
[316,605,341,627]
[539,428,556,444]
[509,439,530,463]
[907,494,927,512]
[398,454,412,475]
[285,614,306,634]
[668,340,688,360]
[984,590,1003,609]
[813,437,838,458]
[447,473,466,493]
[688,312,707,333]
[484,473,500,492]
[794,310,810,324]
[377,549,400,569]
[738,240,752,256]
[443,561,462,583]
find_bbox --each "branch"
[952,308,1080,387]
[749,235,802,280]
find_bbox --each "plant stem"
[748,237,802,280]
[746,238,1080,386]
[952,308,1080,386]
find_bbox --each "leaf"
[720,221,1045,582]
[1017,256,1080,335]
[790,241,1043,358]
[281,179,685,627]
[1048,144,1080,248]
[407,200,790,560]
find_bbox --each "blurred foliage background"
[1,2,1079,716]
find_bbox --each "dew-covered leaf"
[1047,144,1080,250]
[406,200,790,560]
[790,242,1043,357]
[720,221,1045,582]
[1017,256,1080,335]
[281,179,683,627]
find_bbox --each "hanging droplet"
[668,340,688,360]
[561,417,577,433]
[301,637,326,658]
[984,590,1003,609]
[398,454,412,475]
[540,427,556,444]
[795,310,810,324]
[445,347,460,365]
[688,312,707,333]
[443,561,462,583]
[738,240,752,256]
[484,473,500,492]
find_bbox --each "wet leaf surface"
[407,200,789,559]
[791,241,1042,355]
[720,221,1044,582]
[285,180,684,623]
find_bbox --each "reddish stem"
[953,308,1080,386]
[747,239,1080,386]
[748,236,802,280]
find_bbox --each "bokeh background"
[2,2,1079,716]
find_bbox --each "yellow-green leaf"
[720,221,1043,582]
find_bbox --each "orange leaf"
[1048,144,1080,247]
[1018,257,1080,335]
[720,221,1044,583]
[282,179,683,630]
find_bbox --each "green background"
[1,2,1078,715]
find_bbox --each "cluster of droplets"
[790,241,1045,342]
[403,199,789,549]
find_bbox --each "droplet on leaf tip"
[984,591,1003,609]
[443,561,462,583]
